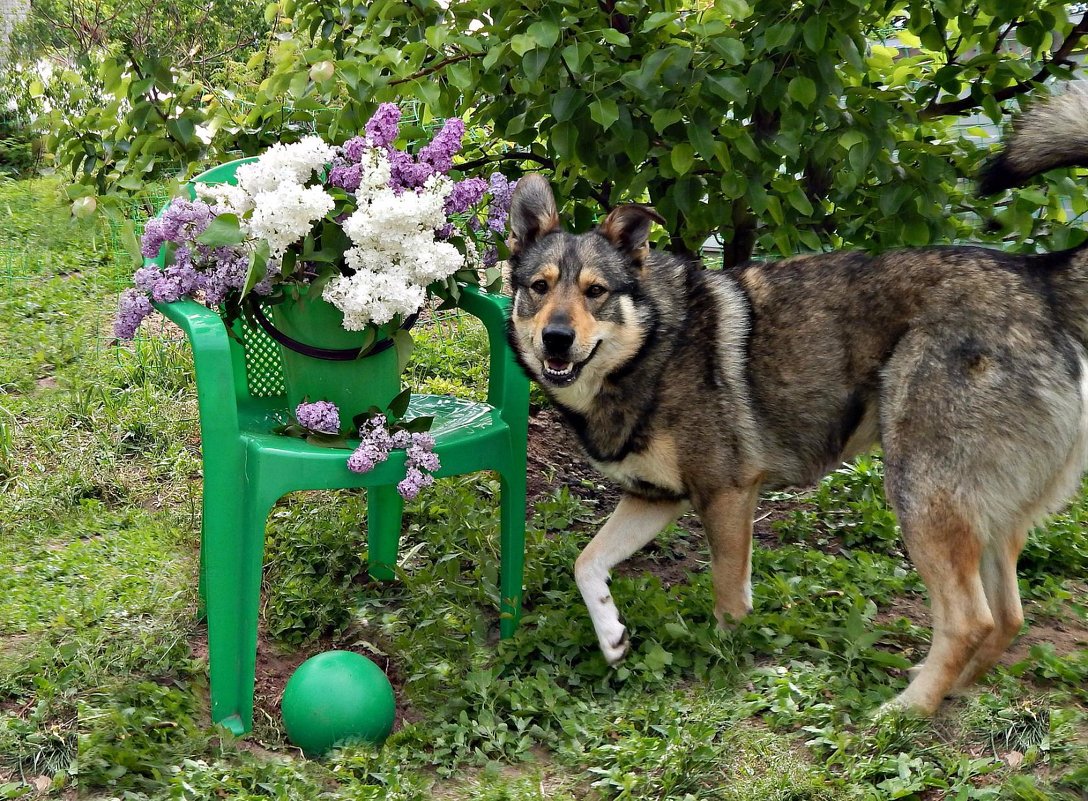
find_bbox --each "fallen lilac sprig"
[347,416,441,500]
[294,400,341,435]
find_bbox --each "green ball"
[281,650,395,756]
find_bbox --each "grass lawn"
[1,175,1087,800]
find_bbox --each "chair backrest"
[190,158,287,400]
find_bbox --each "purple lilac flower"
[295,400,341,434]
[160,199,214,243]
[141,218,167,258]
[342,136,368,163]
[328,161,362,192]
[133,266,160,293]
[149,258,202,303]
[436,223,454,240]
[444,177,488,216]
[418,118,465,174]
[345,419,440,500]
[397,466,434,501]
[202,248,250,305]
[365,103,401,149]
[487,173,518,234]
[347,416,396,474]
[482,247,499,268]
[114,288,154,339]
[140,198,214,259]
[387,150,434,193]
[347,442,387,474]
[407,442,440,473]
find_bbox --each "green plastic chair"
[151,158,530,736]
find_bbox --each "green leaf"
[241,240,271,296]
[709,37,745,65]
[304,432,352,449]
[167,117,196,146]
[196,214,244,247]
[527,19,559,49]
[551,87,582,123]
[787,76,817,107]
[651,108,683,133]
[399,416,434,434]
[787,186,813,216]
[689,123,717,162]
[510,33,536,56]
[642,11,675,32]
[706,74,748,105]
[802,16,828,51]
[387,387,412,420]
[561,42,591,73]
[551,122,579,160]
[590,98,620,131]
[600,27,630,47]
[392,329,414,376]
[522,49,550,81]
[671,143,695,176]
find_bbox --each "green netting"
[239,318,286,398]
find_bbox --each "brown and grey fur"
[505,88,1088,714]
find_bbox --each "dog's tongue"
[547,358,571,371]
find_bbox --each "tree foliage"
[15,0,268,79]
[42,0,1088,262]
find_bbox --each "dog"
[504,88,1088,714]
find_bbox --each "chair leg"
[203,484,275,737]
[197,524,208,621]
[367,484,404,581]
[498,467,527,638]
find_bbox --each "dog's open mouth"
[540,343,600,388]
[543,357,579,386]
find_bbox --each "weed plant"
[0,178,1086,799]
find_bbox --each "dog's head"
[506,174,664,395]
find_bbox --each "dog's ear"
[599,204,665,262]
[508,174,560,255]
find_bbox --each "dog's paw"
[714,603,752,630]
[600,627,630,665]
[877,686,939,718]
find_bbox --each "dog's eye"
[531,279,549,294]
[585,284,608,299]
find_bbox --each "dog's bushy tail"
[979,85,1088,195]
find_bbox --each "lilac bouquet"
[115,104,516,340]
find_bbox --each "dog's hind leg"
[952,525,1029,689]
[698,484,762,628]
[575,494,688,664]
[885,493,995,715]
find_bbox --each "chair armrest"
[155,299,243,444]
[455,285,530,432]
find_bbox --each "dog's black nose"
[542,324,576,355]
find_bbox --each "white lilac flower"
[195,182,255,217]
[245,182,335,258]
[234,136,335,196]
[322,269,427,329]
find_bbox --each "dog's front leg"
[699,485,761,627]
[575,494,688,664]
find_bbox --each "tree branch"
[920,11,1088,119]
[389,52,478,86]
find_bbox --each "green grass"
[1,175,1086,799]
